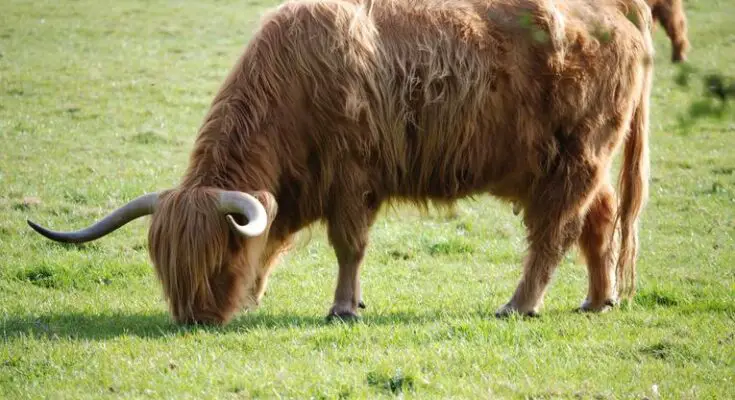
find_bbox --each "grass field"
[1,0,734,398]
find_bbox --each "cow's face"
[147,188,278,325]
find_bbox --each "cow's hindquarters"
[496,138,605,317]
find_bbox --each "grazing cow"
[28,0,654,325]
[647,0,689,62]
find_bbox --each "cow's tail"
[615,6,654,300]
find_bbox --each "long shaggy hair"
[148,188,284,324]
[140,0,654,324]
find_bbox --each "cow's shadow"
[0,309,464,341]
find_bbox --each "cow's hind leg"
[496,150,601,317]
[578,183,618,312]
[326,189,381,321]
[653,0,689,62]
[495,215,585,317]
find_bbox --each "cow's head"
[27,187,281,325]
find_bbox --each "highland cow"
[647,0,690,62]
[28,0,654,325]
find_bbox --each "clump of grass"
[367,369,416,394]
[635,289,681,308]
[128,131,172,145]
[17,264,57,288]
[427,239,474,256]
[0,0,733,398]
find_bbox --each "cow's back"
[349,0,653,201]
[195,0,653,227]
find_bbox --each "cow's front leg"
[327,239,366,321]
[325,187,380,321]
[327,223,372,320]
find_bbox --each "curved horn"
[218,191,268,237]
[27,192,160,244]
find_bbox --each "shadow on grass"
[0,309,479,340]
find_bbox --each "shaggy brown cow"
[647,0,689,62]
[28,0,654,325]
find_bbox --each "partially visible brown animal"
[28,0,654,325]
[647,0,689,62]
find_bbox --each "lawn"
[1,0,733,398]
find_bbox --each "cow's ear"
[251,191,278,221]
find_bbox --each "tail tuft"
[615,0,654,299]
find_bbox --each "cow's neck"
[179,95,279,193]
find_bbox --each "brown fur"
[149,189,286,324]
[147,0,654,324]
[647,0,689,62]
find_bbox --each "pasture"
[1,0,733,398]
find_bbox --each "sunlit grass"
[1,0,733,398]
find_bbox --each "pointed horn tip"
[26,218,68,243]
[27,219,45,233]
[26,218,70,243]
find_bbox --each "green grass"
[1,0,734,398]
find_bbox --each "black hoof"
[358,300,366,309]
[576,298,618,313]
[495,307,539,319]
[326,312,360,323]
